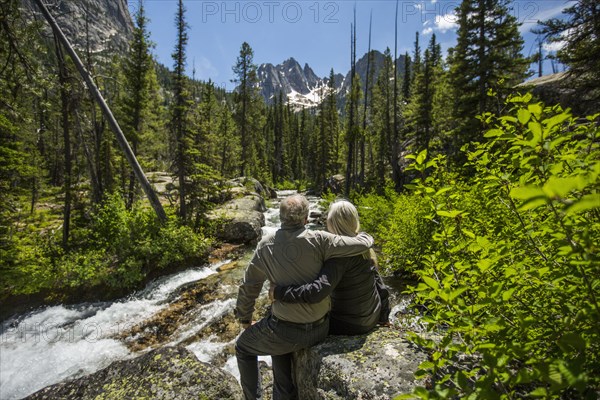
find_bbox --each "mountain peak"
[283,56,298,63]
[258,57,320,104]
[256,51,404,110]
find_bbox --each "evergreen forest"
[1,0,599,397]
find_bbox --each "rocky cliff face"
[25,0,134,53]
[340,50,403,96]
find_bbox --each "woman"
[270,200,390,335]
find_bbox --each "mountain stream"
[0,191,415,399]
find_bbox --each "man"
[235,194,374,400]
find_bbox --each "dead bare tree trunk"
[392,0,403,192]
[33,0,167,223]
[360,12,373,186]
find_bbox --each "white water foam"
[0,263,221,399]
[171,298,236,345]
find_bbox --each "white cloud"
[422,12,458,35]
[436,13,458,32]
[543,41,566,53]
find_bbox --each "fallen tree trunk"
[32,0,167,223]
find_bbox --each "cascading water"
[0,191,321,400]
[0,262,229,399]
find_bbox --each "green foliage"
[404,96,600,398]
[352,186,436,274]
[2,193,210,296]
[380,194,436,273]
[352,188,397,237]
[273,179,309,192]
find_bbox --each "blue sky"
[133,0,574,90]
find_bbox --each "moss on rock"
[293,328,427,399]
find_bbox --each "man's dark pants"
[236,314,329,400]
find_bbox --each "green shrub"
[58,249,108,288]
[400,95,600,398]
[3,193,211,296]
[353,187,397,239]
[379,194,435,273]
[152,220,209,269]
[274,179,309,191]
[79,195,210,290]
[352,186,436,274]
[7,236,52,295]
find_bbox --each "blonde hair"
[327,200,377,265]
[326,200,360,236]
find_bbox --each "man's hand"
[356,232,374,248]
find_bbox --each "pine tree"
[287,107,303,182]
[217,103,238,178]
[272,91,285,183]
[448,0,530,159]
[196,80,220,166]
[0,0,45,268]
[53,34,73,248]
[186,79,223,227]
[359,14,374,185]
[232,42,261,178]
[315,96,328,189]
[345,13,360,194]
[372,48,394,191]
[407,33,443,153]
[121,0,154,208]
[390,1,405,191]
[298,107,315,184]
[402,52,412,101]
[537,0,600,109]
[412,32,422,86]
[170,0,192,220]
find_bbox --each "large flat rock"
[294,328,426,399]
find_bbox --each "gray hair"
[326,200,360,236]
[280,194,309,226]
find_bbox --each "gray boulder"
[209,195,266,244]
[293,329,426,399]
[228,177,277,199]
[25,346,243,400]
[516,72,598,116]
[324,174,346,194]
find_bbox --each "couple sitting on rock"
[234,194,390,400]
